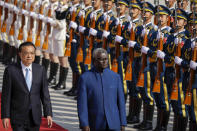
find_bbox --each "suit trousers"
[11,110,40,131]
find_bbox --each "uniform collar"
[84,6,93,11]
[119,15,125,20]
[73,3,80,8]
[93,8,102,14]
[104,10,112,15]
[133,18,140,23]
[174,29,186,37]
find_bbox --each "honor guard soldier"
[117,0,143,125]
[172,8,192,131]
[66,0,93,96]
[132,2,158,130]
[177,0,190,13]
[152,5,175,131]
[34,0,50,68]
[191,0,197,12]
[51,0,69,90]
[187,11,197,131]
[44,0,60,87]
[1,0,12,65]
[64,0,82,95]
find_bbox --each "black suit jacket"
[1,63,52,125]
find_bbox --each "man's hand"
[121,126,125,131]
[82,126,90,131]
[47,116,53,128]
[2,118,10,129]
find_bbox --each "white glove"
[174,38,179,45]
[141,46,149,54]
[30,12,38,19]
[128,22,133,31]
[69,21,78,30]
[191,41,195,49]
[22,9,29,16]
[157,31,161,40]
[115,18,120,26]
[128,40,136,48]
[8,4,14,10]
[157,50,165,59]
[69,7,76,13]
[115,35,123,43]
[104,14,110,22]
[47,18,56,26]
[4,3,10,9]
[79,26,86,33]
[141,29,149,37]
[175,56,183,65]
[78,10,85,17]
[38,14,45,20]
[102,30,110,38]
[43,17,48,23]
[0,1,4,6]
[89,28,97,36]
[72,39,77,43]
[190,60,197,70]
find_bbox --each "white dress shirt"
[21,62,32,89]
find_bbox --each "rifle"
[42,4,52,50]
[102,0,109,49]
[170,5,180,100]
[184,6,197,105]
[65,4,77,57]
[35,1,44,47]
[9,0,18,36]
[154,0,159,25]
[18,0,26,40]
[76,11,85,63]
[125,1,135,81]
[152,3,163,93]
[1,0,9,33]
[84,0,95,65]
[27,2,35,42]
[136,1,148,87]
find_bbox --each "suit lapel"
[17,63,29,92]
[30,63,36,92]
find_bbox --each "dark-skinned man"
[77,48,127,131]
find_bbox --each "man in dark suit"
[1,42,53,131]
[77,48,127,131]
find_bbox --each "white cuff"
[190,60,197,70]
[69,21,78,30]
[22,9,29,16]
[79,26,86,33]
[157,50,165,59]
[43,17,48,23]
[175,56,183,65]
[141,46,149,54]
[89,28,97,36]
[4,3,10,8]
[115,35,123,43]
[102,30,110,38]
[47,18,56,26]
[8,4,14,10]
[128,41,136,48]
